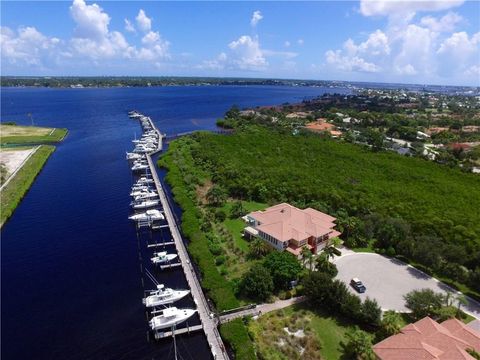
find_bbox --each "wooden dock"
[144,119,229,360]
[154,324,204,340]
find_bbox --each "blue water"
[0,85,344,360]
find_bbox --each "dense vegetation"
[167,127,480,294]
[0,145,55,225]
[219,319,256,360]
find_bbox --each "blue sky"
[1,1,479,85]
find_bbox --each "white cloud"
[437,31,480,55]
[142,31,160,44]
[197,52,228,70]
[297,39,304,45]
[359,0,464,17]
[284,40,291,47]
[395,63,417,75]
[325,49,381,72]
[250,10,263,27]
[136,9,152,33]
[228,35,267,70]
[1,26,60,66]
[420,12,462,32]
[124,19,135,33]
[70,0,109,40]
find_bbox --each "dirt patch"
[0,125,53,137]
[196,179,213,205]
[0,148,35,180]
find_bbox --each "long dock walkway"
[144,119,229,360]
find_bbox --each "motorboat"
[143,285,190,307]
[126,152,144,160]
[132,163,149,171]
[149,307,196,331]
[130,189,153,197]
[151,251,178,265]
[132,199,160,209]
[128,209,164,221]
[134,192,158,200]
[136,177,154,184]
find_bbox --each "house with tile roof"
[243,203,341,257]
[373,316,480,360]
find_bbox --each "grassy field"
[249,304,356,360]
[1,124,67,145]
[0,145,55,226]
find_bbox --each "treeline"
[183,128,480,295]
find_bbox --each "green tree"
[344,327,376,360]
[248,238,270,259]
[302,271,334,308]
[206,185,227,206]
[301,246,313,271]
[230,201,245,218]
[263,251,303,290]
[361,297,382,327]
[315,253,338,277]
[404,289,445,320]
[380,311,403,337]
[240,264,274,301]
[323,237,341,260]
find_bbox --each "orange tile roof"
[249,203,339,243]
[373,317,480,360]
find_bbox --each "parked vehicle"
[350,278,366,293]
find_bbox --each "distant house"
[285,111,310,119]
[305,119,343,138]
[243,203,341,257]
[373,316,480,360]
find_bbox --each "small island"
[0,123,67,226]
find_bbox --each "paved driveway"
[334,252,480,319]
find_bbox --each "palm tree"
[301,246,313,271]
[456,293,468,316]
[381,311,403,337]
[323,237,341,260]
[249,238,270,259]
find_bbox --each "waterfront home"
[304,119,343,137]
[373,316,480,360]
[243,203,341,257]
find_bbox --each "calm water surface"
[1,86,345,360]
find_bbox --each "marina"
[1,85,327,360]
[127,111,229,359]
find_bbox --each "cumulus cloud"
[136,9,152,33]
[359,0,464,17]
[250,10,263,27]
[1,26,60,66]
[324,3,479,84]
[228,35,267,70]
[70,0,110,40]
[420,12,462,32]
[284,40,291,47]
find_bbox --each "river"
[0,85,346,360]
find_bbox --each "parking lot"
[334,252,480,319]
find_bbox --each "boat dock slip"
[143,123,229,359]
[154,324,204,340]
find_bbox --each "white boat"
[143,285,190,307]
[130,189,153,197]
[149,307,196,331]
[132,163,149,171]
[128,209,164,221]
[151,251,178,265]
[136,177,154,184]
[134,192,158,200]
[126,152,144,160]
[132,199,159,209]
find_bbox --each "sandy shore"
[0,148,36,180]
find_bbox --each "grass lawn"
[1,124,67,145]
[221,200,267,253]
[249,304,357,360]
[0,145,55,226]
